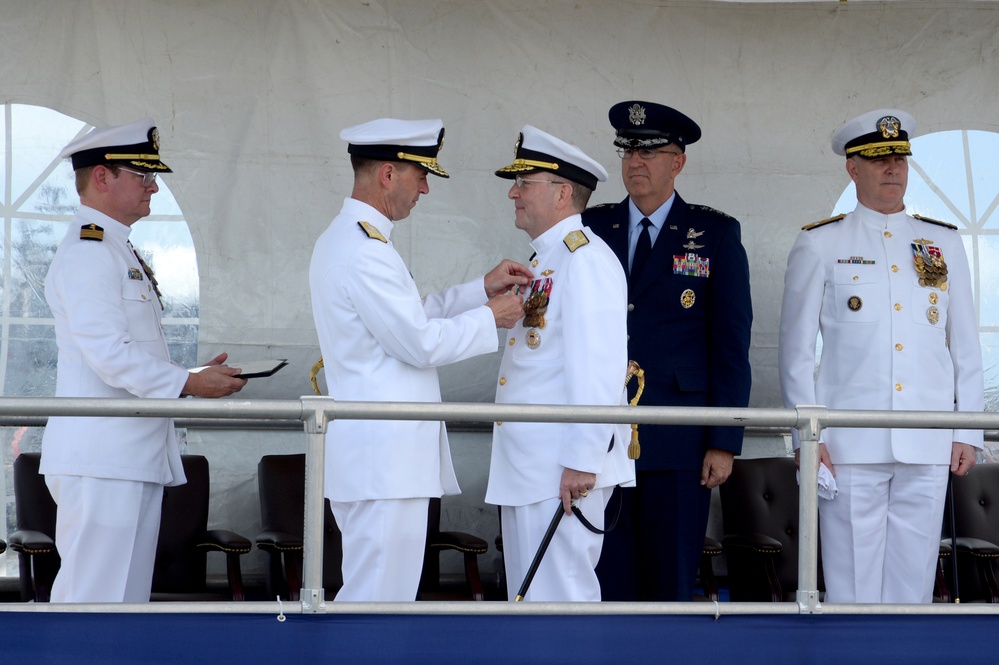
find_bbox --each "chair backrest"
[720,456,810,597]
[152,454,211,594]
[13,452,56,539]
[257,453,343,592]
[12,452,61,599]
[947,463,999,601]
[950,463,999,539]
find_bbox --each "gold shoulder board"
[801,214,845,231]
[358,221,388,243]
[913,214,958,231]
[80,223,104,241]
[563,229,590,252]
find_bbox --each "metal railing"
[1,395,999,617]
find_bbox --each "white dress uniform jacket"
[779,203,984,462]
[42,206,189,485]
[486,214,635,507]
[309,198,501,502]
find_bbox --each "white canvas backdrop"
[3,0,998,583]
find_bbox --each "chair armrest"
[429,530,488,554]
[722,533,783,556]
[197,529,252,555]
[255,530,303,552]
[7,530,56,555]
[195,530,251,602]
[703,536,723,558]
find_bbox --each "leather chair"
[255,453,343,601]
[8,452,250,602]
[699,537,723,602]
[719,456,821,602]
[152,454,252,601]
[418,497,487,601]
[8,452,60,602]
[721,456,951,603]
[256,453,489,601]
[943,464,999,603]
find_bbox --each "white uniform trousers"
[331,497,429,601]
[46,475,163,603]
[819,462,948,604]
[501,487,611,602]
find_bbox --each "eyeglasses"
[116,166,158,187]
[514,175,568,188]
[616,148,682,160]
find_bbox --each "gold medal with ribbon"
[911,241,947,289]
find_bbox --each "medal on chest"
[519,272,554,349]
[911,241,948,290]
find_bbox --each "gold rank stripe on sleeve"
[913,214,959,231]
[358,221,387,243]
[563,229,589,252]
[80,223,104,241]
[801,214,845,231]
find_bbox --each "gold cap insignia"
[878,116,901,139]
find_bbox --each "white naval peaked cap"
[831,108,917,159]
[340,117,449,178]
[58,117,172,172]
[494,124,608,190]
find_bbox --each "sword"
[514,502,565,602]
[948,473,960,603]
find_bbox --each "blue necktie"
[631,218,653,287]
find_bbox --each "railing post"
[300,396,331,613]
[795,405,825,614]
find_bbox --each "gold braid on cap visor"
[396,151,448,177]
[495,158,560,174]
[104,152,162,161]
[845,141,911,158]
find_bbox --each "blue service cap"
[608,101,701,152]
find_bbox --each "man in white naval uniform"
[486,125,635,601]
[779,109,983,603]
[43,119,247,602]
[310,118,530,601]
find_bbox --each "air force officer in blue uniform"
[583,102,753,601]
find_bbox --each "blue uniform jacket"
[583,193,753,470]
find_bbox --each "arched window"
[0,104,200,572]
[833,128,999,425]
